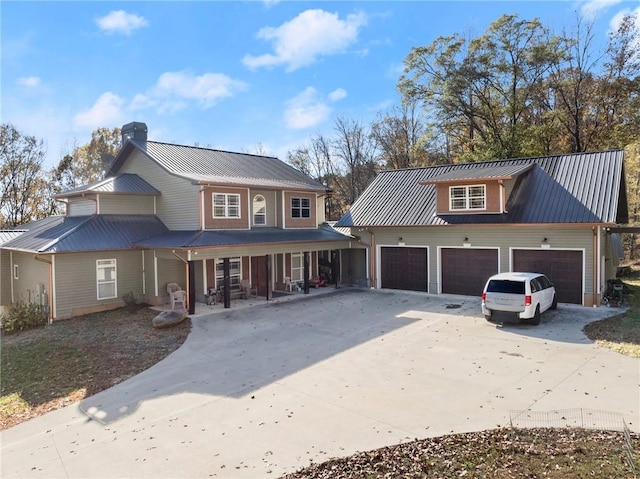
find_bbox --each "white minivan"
[481,272,557,325]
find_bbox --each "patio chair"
[170,289,187,311]
[240,279,257,298]
[284,277,297,292]
[167,283,184,309]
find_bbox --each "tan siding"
[283,191,316,228]
[8,251,49,305]
[0,250,11,306]
[249,189,277,227]
[157,258,187,305]
[203,186,250,229]
[99,195,155,214]
[436,181,502,214]
[68,199,96,216]
[372,225,596,301]
[118,150,199,229]
[54,251,143,319]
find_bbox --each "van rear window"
[486,280,525,294]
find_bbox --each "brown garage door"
[513,249,583,304]
[441,248,498,296]
[381,247,428,292]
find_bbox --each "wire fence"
[509,408,636,476]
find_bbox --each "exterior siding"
[157,257,187,305]
[6,251,49,306]
[371,225,598,304]
[68,199,96,216]
[0,249,11,309]
[99,195,155,215]
[283,191,316,228]
[118,150,199,229]
[54,251,143,319]
[203,186,250,230]
[249,189,278,227]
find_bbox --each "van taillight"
[482,292,486,303]
[525,295,532,306]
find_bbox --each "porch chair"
[240,279,257,298]
[284,276,296,292]
[167,283,185,309]
[170,290,187,311]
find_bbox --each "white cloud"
[329,88,347,102]
[74,92,125,128]
[96,10,148,36]
[243,9,367,72]
[284,87,331,129]
[131,71,248,113]
[578,0,623,19]
[16,76,41,87]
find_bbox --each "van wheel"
[484,314,492,322]
[530,305,541,325]
[550,294,558,310]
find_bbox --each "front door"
[251,256,270,296]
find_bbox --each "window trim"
[213,193,241,218]
[449,184,486,211]
[253,194,266,226]
[96,259,117,300]
[13,264,19,280]
[291,197,311,218]
[291,252,304,282]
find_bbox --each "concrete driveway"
[1,289,638,478]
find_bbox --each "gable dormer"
[420,163,533,215]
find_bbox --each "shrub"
[121,291,138,309]
[0,302,48,335]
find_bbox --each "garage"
[441,248,498,296]
[380,246,428,292]
[513,249,583,304]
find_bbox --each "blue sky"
[3,0,639,169]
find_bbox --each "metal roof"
[0,230,27,245]
[336,150,626,227]
[2,215,168,253]
[109,140,328,192]
[55,174,161,198]
[134,223,352,249]
[422,163,534,183]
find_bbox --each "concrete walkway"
[1,289,638,478]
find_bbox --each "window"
[215,258,241,288]
[213,193,240,218]
[97,259,117,300]
[253,194,266,225]
[450,185,486,210]
[291,197,310,218]
[291,253,304,282]
[13,264,19,280]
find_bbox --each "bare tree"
[0,124,49,227]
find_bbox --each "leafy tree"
[0,124,50,227]
[62,127,121,186]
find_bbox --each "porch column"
[223,258,231,308]
[303,251,310,294]
[188,260,195,315]
[266,255,272,301]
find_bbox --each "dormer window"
[450,185,486,211]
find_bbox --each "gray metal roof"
[55,174,161,198]
[0,230,27,245]
[109,140,328,192]
[422,163,534,183]
[135,224,352,249]
[336,150,626,227]
[2,215,168,253]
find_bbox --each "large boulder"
[152,310,186,329]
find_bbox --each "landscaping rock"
[152,310,186,329]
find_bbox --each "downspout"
[34,254,54,323]
[9,251,14,303]
[593,227,598,307]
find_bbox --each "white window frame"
[253,194,266,225]
[215,257,241,288]
[291,197,311,218]
[96,259,117,300]
[13,264,19,280]
[291,252,304,282]
[213,193,240,218]
[450,184,486,211]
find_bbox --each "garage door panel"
[381,247,428,292]
[513,250,582,304]
[441,248,498,296]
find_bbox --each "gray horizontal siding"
[8,251,49,305]
[68,199,96,216]
[99,195,155,215]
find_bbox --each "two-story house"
[335,151,630,307]
[0,122,361,320]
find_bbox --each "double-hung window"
[291,253,303,282]
[291,197,310,218]
[97,259,117,300]
[215,258,241,287]
[450,185,486,211]
[213,193,240,218]
[253,194,266,225]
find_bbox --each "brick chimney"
[121,122,148,146]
